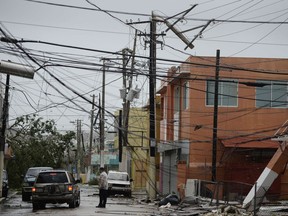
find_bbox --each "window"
[256,80,287,108]
[206,79,238,106]
[36,172,68,183]
[174,86,180,113]
[183,82,189,109]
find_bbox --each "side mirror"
[75,179,81,184]
[130,179,133,182]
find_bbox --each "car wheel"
[76,193,80,207]
[69,197,76,208]
[22,191,30,201]
[39,203,46,209]
[32,203,39,210]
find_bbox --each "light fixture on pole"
[0,60,35,79]
[0,60,35,198]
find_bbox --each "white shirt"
[99,171,108,190]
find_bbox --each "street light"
[0,60,35,79]
[0,60,35,198]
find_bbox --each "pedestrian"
[96,167,108,208]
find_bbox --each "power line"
[25,0,288,24]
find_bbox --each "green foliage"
[6,114,76,188]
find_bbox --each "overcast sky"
[0,0,287,131]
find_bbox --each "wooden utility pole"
[100,63,106,168]
[118,110,123,162]
[0,75,9,197]
[76,119,81,180]
[212,49,220,182]
[87,94,95,182]
[148,12,157,201]
[119,48,129,172]
[119,32,137,172]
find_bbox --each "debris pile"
[202,205,253,216]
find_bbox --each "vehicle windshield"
[26,168,52,177]
[108,173,129,181]
[36,172,68,183]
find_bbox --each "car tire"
[32,203,39,210]
[76,193,80,207]
[39,203,46,209]
[22,191,30,201]
[69,197,76,208]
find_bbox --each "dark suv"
[32,170,80,210]
[22,167,53,201]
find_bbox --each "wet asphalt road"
[0,184,160,216]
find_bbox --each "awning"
[220,137,279,149]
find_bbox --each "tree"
[6,114,76,188]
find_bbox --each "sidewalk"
[0,190,18,204]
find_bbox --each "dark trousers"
[99,189,108,207]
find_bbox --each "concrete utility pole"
[243,122,288,212]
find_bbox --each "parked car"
[22,167,53,201]
[107,170,132,197]
[32,170,80,210]
[2,170,9,198]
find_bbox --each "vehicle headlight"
[2,182,7,187]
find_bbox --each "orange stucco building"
[157,56,288,200]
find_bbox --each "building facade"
[157,56,288,199]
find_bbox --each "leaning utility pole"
[119,32,138,173]
[119,48,129,172]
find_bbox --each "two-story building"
[157,56,288,200]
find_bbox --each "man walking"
[97,167,108,208]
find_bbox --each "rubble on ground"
[201,205,253,216]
